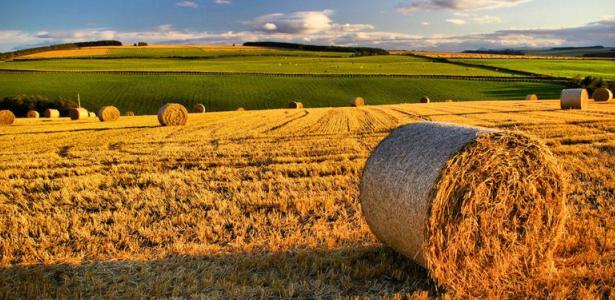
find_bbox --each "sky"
[1,0,614,52]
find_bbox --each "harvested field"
[0,100,613,298]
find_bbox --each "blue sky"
[1,0,614,52]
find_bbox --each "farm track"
[0,69,570,83]
[0,100,613,298]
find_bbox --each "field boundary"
[0,69,571,83]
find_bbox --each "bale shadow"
[0,246,435,299]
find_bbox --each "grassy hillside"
[452,58,615,79]
[0,72,565,114]
[1,101,613,298]
[1,55,519,76]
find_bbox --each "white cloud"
[262,23,277,31]
[247,10,334,34]
[214,0,231,4]
[176,1,198,8]
[398,0,530,14]
[421,22,430,26]
[472,15,502,24]
[446,19,466,25]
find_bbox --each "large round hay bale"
[97,106,120,122]
[560,88,588,110]
[193,104,206,113]
[43,109,60,118]
[69,108,89,120]
[0,110,16,125]
[288,101,304,109]
[526,94,538,101]
[360,122,566,297]
[26,110,40,118]
[420,96,430,104]
[592,88,613,102]
[125,111,135,117]
[158,103,188,126]
[352,97,365,107]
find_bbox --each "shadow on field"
[482,85,563,99]
[0,246,435,299]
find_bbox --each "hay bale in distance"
[288,101,304,109]
[43,109,60,118]
[88,112,97,118]
[97,106,121,122]
[193,104,206,113]
[125,111,135,116]
[158,103,188,126]
[561,88,588,110]
[360,122,566,296]
[592,88,613,102]
[236,107,246,111]
[526,94,538,101]
[26,110,40,118]
[420,96,430,104]
[445,99,454,103]
[352,97,365,107]
[69,108,89,120]
[0,110,16,125]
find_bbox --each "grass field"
[0,101,613,298]
[453,58,615,79]
[0,72,565,114]
[1,55,517,76]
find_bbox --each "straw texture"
[158,103,188,126]
[360,122,567,297]
[592,88,613,102]
[0,110,15,125]
[193,104,206,113]
[97,106,121,122]
[69,108,89,120]
[561,89,588,110]
[43,109,60,118]
[26,110,40,118]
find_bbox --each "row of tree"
[243,42,389,56]
[0,95,79,117]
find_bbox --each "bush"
[243,42,389,56]
[0,95,79,117]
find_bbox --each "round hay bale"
[193,104,206,113]
[288,101,304,109]
[445,99,454,103]
[352,97,365,107]
[125,111,135,117]
[420,96,430,104]
[158,103,188,126]
[26,110,40,118]
[97,106,120,122]
[592,88,613,102]
[360,122,566,296]
[69,108,89,120]
[0,110,16,125]
[236,107,245,111]
[526,94,538,101]
[560,88,588,110]
[88,112,97,118]
[43,109,60,118]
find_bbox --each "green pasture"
[453,59,615,80]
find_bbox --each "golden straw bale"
[352,97,365,107]
[0,110,16,125]
[26,110,40,118]
[193,104,206,113]
[592,88,613,102]
[97,106,121,122]
[360,122,566,297]
[125,111,135,116]
[420,96,430,104]
[43,109,60,118]
[526,94,538,101]
[158,103,188,126]
[560,89,588,110]
[288,101,304,109]
[69,108,89,120]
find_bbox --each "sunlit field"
[1,100,613,298]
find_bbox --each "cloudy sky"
[1,0,614,52]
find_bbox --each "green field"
[0,72,565,114]
[453,58,615,79]
[1,56,518,76]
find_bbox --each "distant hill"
[243,41,389,56]
[0,40,122,61]
[463,46,615,58]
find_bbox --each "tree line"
[0,40,122,61]
[243,42,389,56]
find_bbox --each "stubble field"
[0,100,613,298]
